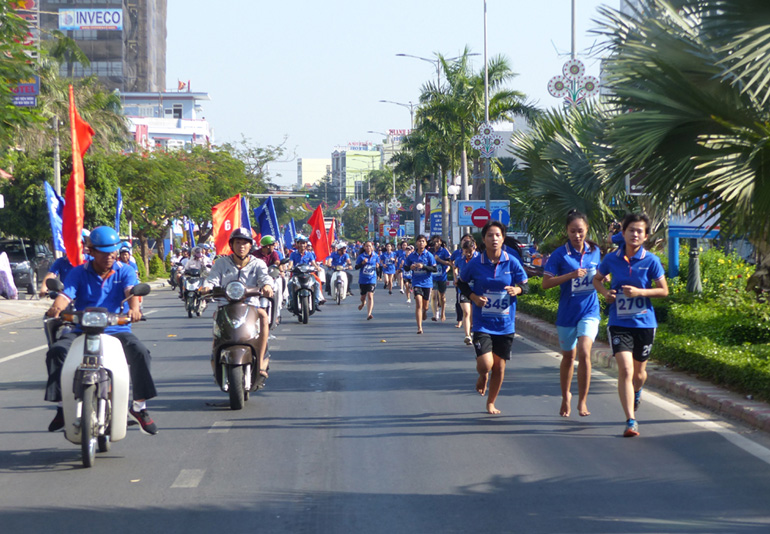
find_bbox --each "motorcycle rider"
[44,226,159,435]
[118,242,139,277]
[39,229,92,297]
[201,228,274,382]
[287,235,325,311]
[186,246,212,273]
[325,241,354,296]
[253,235,281,267]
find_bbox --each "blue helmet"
[295,234,308,243]
[89,226,122,253]
[118,241,132,254]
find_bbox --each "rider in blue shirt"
[457,220,528,415]
[542,210,602,419]
[593,213,668,438]
[325,242,353,296]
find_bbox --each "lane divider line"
[0,344,47,365]
[170,469,205,488]
[208,421,232,434]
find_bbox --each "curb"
[515,312,770,433]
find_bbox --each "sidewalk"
[0,280,168,326]
[516,312,770,433]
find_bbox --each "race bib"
[616,294,647,317]
[571,268,596,295]
[363,264,376,276]
[482,291,510,316]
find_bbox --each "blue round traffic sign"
[491,208,510,226]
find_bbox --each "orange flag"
[211,194,242,255]
[307,205,330,262]
[62,85,94,267]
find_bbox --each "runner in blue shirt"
[399,245,414,304]
[394,240,409,294]
[355,241,378,320]
[542,210,602,418]
[450,234,475,329]
[453,236,479,345]
[457,220,528,415]
[593,213,668,437]
[379,243,397,294]
[429,236,452,322]
[404,235,438,334]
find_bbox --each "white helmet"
[336,241,347,250]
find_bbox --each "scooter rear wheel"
[81,385,97,468]
[227,365,245,410]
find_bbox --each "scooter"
[289,264,317,325]
[206,281,268,410]
[267,258,290,329]
[183,267,206,318]
[168,261,181,290]
[330,266,350,305]
[44,279,151,468]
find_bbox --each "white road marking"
[517,334,770,466]
[208,421,232,434]
[171,469,205,488]
[0,344,47,364]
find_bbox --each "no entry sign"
[471,208,490,228]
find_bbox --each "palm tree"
[597,0,770,293]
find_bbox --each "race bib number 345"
[482,291,510,316]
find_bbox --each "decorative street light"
[547,58,600,108]
[378,100,415,130]
[396,52,481,89]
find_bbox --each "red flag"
[62,85,94,267]
[327,218,335,245]
[211,194,242,255]
[307,205,330,262]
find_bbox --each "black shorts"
[457,287,471,304]
[432,279,447,294]
[472,332,514,360]
[360,284,376,295]
[413,286,431,300]
[608,326,656,362]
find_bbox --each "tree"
[597,0,770,293]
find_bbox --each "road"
[1,287,770,533]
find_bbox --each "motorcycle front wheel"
[186,295,193,318]
[300,295,310,324]
[81,385,98,468]
[227,365,245,410]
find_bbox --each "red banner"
[62,85,94,267]
[307,205,330,262]
[211,194,241,255]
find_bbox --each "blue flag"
[114,187,123,232]
[283,225,294,249]
[253,196,281,246]
[240,195,252,232]
[44,181,66,252]
[187,218,196,247]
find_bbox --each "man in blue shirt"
[394,240,409,294]
[404,235,438,334]
[44,227,158,435]
[325,242,353,296]
[429,236,452,322]
[288,235,325,311]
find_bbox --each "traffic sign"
[364,225,369,232]
[388,227,397,237]
[491,208,510,226]
[471,208,490,228]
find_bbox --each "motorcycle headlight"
[81,311,109,328]
[225,281,246,300]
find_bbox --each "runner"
[457,220,528,415]
[400,245,414,304]
[394,240,409,293]
[450,234,475,328]
[430,236,451,322]
[593,213,668,437]
[542,210,601,418]
[453,237,479,345]
[379,243,397,294]
[404,235,437,334]
[354,241,378,320]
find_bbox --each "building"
[296,158,331,189]
[121,91,213,150]
[37,0,167,92]
[331,144,381,201]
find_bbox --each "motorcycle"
[330,266,350,305]
[267,258,290,329]
[289,264,318,324]
[44,278,151,468]
[183,267,206,318]
[206,281,268,410]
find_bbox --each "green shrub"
[148,254,166,278]
[136,254,148,282]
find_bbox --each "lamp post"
[378,100,415,130]
[396,52,481,89]
[369,130,399,244]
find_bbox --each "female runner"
[542,210,601,417]
[457,221,528,414]
[379,243,397,294]
[404,235,437,334]
[453,237,478,345]
[354,241,378,320]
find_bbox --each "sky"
[166,0,614,187]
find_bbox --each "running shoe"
[623,419,639,437]
[464,335,472,345]
[634,388,643,411]
[48,407,64,432]
[129,408,158,435]
[400,288,404,294]
[406,298,411,303]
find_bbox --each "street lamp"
[368,130,399,243]
[396,52,481,88]
[378,100,415,130]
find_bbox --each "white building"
[120,91,213,150]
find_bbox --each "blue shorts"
[556,317,600,351]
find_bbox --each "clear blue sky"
[167,0,613,186]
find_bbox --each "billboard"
[59,9,123,31]
[457,200,510,226]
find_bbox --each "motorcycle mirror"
[131,283,152,297]
[46,278,64,292]
[280,257,291,265]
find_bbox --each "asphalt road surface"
[1,286,770,533]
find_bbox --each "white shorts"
[556,317,600,351]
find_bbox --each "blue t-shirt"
[453,250,479,271]
[460,250,528,335]
[394,249,407,270]
[449,248,463,264]
[379,251,397,274]
[356,252,378,284]
[597,246,665,328]
[49,257,75,281]
[543,242,601,327]
[329,251,350,267]
[62,261,139,334]
[404,250,437,288]
[431,247,451,281]
[290,250,316,266]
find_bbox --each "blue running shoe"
[634,388,643,411]
[624,419,639,437]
